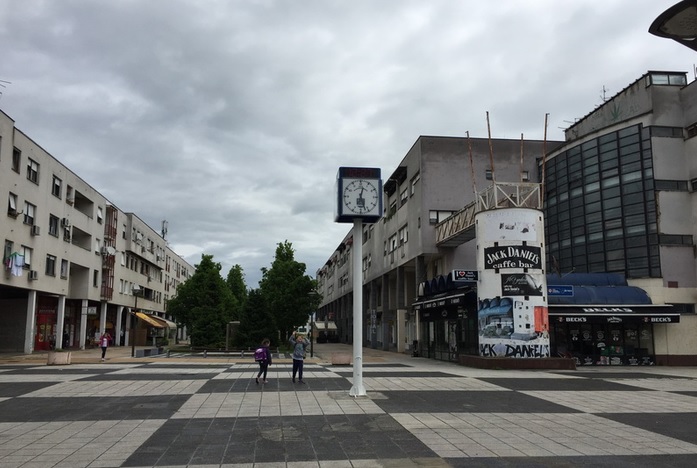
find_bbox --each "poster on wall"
[501,273,544,296]
[476,208,550,359]
[479,210,538,242]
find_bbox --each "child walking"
[255,338,272,384]
[289,332,310,383]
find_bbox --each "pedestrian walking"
[289,332,310,383]
[254,338,272,384]
[99,331,112,361]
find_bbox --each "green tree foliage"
[167,255,237,347]
[235,289,277,348]
[259,240,323,341]
[226,264,247,321]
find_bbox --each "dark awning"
[549,305,680,324]
[412,292,469,311]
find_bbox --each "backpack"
[254,347,266,361]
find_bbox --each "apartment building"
[317,135,557,359]
[0,109,193,354]
[317,70,697,366]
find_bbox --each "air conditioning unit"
[100,246,108,256]
[61,218,70,227]
[29,270,38,280]
[31,225,40,236]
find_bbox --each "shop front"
[549,306,680,366]
[413,289,478,362]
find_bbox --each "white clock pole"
[349,218,366,397]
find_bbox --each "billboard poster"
[476,208,550,358]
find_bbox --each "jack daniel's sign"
[484,245,542,269]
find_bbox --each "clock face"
[343,179,379,214]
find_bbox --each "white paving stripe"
[18,379,208,397]
[521,390,697,413]
[172,391,385,418]
[354,377,509,392]
[0,374,97,382]
[392,412,697,458]
[0,419,165,468]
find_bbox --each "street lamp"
[649,0,697,52]
[131,285,141,358]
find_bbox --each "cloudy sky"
[1,0,694,287]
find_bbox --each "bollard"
[167,350,171,358]
[203,350,207,358]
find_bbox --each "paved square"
[1,349,697,467]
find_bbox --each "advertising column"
[476,208,550,358]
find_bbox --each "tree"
[226,264,247,321]
[259,241,323,341]
[167,254,237,347]
[235,289,277,348]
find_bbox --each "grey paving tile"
[479,377,645,391]
[373,390,581,413]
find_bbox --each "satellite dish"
[106,246,116,256]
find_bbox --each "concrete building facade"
[0,109,193,354]
[317,135,557,360]
[317,70,697,366]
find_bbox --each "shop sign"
[452,269,478,282]
[548,285,573,296]
[644,316,678,323]
[501,273,544,296]
[484,245,542,269]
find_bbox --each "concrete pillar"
[24,290,38,354]
[115,305,124,346]
[79,299,88,350]
[55,295,66,350]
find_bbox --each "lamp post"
[649,0,697,52]
[131,285,141,358]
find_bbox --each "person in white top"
[99,332,112,361]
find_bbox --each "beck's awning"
[136,312,166,328]
[549,305,680,324]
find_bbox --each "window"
[659,234,693,245]
[399,187,408,206]
[485,169,493,180]
[8,193,18,217]
[3,240,12,264]
[52,176,62,198]
[12,148,21,173]
[46,255,56,276]
[388,233,398,252]
[23,202,36,225]
[21,246,32,268]
[49,215,59,237]
[60,259,69,278]
[655,180,688,191]
[66,185,74,205]
[399,225,408,245]
[389,200,397,216]
[97,206,103,224]
[650,126,683,138]
[428,210,454,224]
[647,72,687,86]
[521,171,530,182]
[93,269,99,287]
[410,173,420,196]
[27,159,39,184]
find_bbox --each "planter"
[47,351,72,365]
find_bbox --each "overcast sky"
[1,1,694,288]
